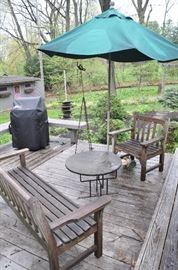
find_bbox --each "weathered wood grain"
[0,146,111,270]
[0,140,174,270]
[134,149,178,270]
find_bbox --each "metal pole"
[161,64,165,93]
[63,70,67,100]
[36,0,45,95]
[107,56,111,150]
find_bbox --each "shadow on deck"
[0,140,173,270]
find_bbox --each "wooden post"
[20,153,26,167]
[94,210,103,258]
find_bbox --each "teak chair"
[0,149,111,270]
[108,114,170,181]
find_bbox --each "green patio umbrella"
[39,8,178,146]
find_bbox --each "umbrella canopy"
[39,7,178,148]
[39,8,178,63]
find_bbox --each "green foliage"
[159,88,178,109]
[49,127,68,136]
[24,54,40,77]
[0,38,25,75]
[162,20,178,45]
[166,122,178,153]
[147,21,161,33]
[91,94,127,144]
[95,94,126,121]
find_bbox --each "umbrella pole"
[107,56,111,151]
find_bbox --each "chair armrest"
[50,195,111,230]
[108,127,133,137]
[140,136,165,147]
[0,148,29,161]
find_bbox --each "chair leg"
[94,210,103,258]
[140,160,146,181]
[130,155,135,160]
[159,153,164,172]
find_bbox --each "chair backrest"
[132,114,170,143]
[0,168,51,247]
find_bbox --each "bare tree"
[6,0,32,59]
[145,4,152,26]
[72,0,90,26]
[131,0,151,24]
[1,0,97,66]
[162,0,174,34]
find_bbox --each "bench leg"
[159,153,164,172]
[94,210,103,258]
[48,250,60,270]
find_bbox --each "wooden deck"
[0,140,173,270]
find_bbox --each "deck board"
[0,140,172,269]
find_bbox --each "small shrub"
[159,88,178,109]
[166,122,178,153]
[92,94,128,144]
[95,94,127,121]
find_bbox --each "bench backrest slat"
[0,168,52,247]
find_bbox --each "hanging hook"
[77,62,86,71]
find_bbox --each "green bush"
[91,94,128,144]
[166,122,178,153]
[95,93,127,121]
[159,88,178,109]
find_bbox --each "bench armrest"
[50,195,111,230]
[0,148,29,167]
[0,148,29,161]
[108,127,133,137]
[140,136,165,147]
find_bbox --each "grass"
[0,111,10,124]
[0,133,11,145]
[48,86,166,120]
[0,85,172,145]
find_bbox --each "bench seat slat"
[10,170,89,242]
[9,168,93,244]
[9,169,75,243]
[20,167,95,228]
[14,167,95,229]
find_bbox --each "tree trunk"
[66,0,70,31]
[73,0,79,26]
[162,0,174,35]
[131,0,150,24]
[7,0,31,60]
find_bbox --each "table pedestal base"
[80,170,118,197]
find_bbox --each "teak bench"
[0,148,111,270]
[48,118,87,144]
